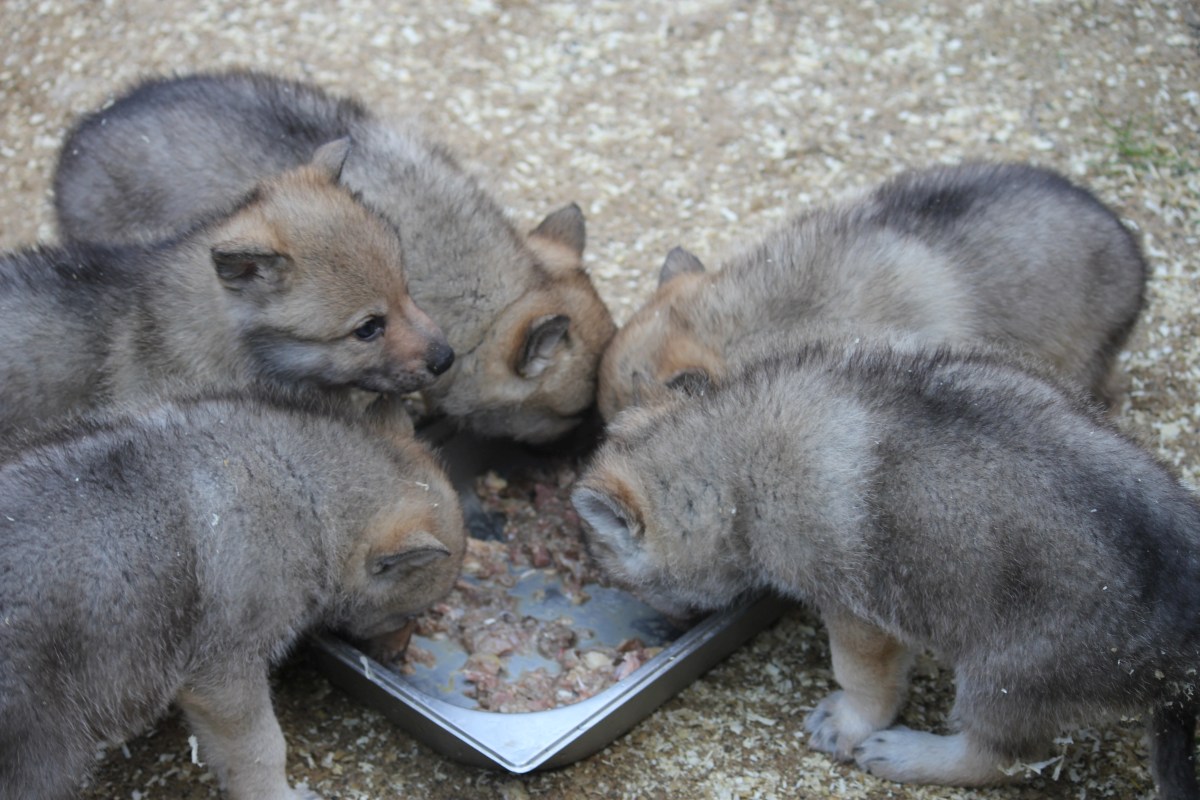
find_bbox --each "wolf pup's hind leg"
[1149,701,1200,800]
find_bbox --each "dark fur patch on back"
[876,184,975,230]
[0,243,140,293]
[868,162,1105,237]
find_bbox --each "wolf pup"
[0,392,465,800]
[597,162,1147,420]
[0,139,452,439]
[54,70,615,443]
[574,339,1200,800]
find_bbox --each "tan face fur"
[572,468,740,622]
[598,249,724,422]
[337,440,466,639]
[571,400,750,621]
[208,139,454,395]
[429,204,617,443]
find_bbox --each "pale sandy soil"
[1,1,1198,798]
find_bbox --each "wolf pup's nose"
[427,341,455,375]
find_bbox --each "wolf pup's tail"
[1150,700,1200,800]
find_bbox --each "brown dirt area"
[1,1,1198,798]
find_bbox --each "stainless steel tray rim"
[311,592,791,773]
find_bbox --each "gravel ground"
[2,1,1199,798]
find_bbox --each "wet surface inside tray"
[398,565,683,710]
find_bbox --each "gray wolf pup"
[54,70,615,443]
[574,339,1200,800]
[0,140,451,439]
[597,162,1146,420]
[0,392,465,800]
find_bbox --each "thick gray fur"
[53,70,616,443]
[598,162,1147,419]
[575,339,1200,799]
[0,150,452,441]
[0,392,465,800]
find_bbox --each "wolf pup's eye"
[353,316,386,341]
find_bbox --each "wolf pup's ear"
[518,313,570,378]
[210,245,289,289]
[310,137,353,183]
[572,484,643,554]
[527,203,586,275]
[369,530,451,578]
[658,247,706,288]
[531,202,586,258]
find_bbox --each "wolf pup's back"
[864,162,1146,397]
[597,162,1146,419]
[54,71,615,443]
[0,393,464,800]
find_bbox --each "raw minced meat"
[382,464,664,712]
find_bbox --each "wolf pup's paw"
[853,728,1002,786]
[805,690,886,761]
[852,726,929,782]
[466,507,507,541]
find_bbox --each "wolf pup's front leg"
[805,607,913,761]
[177,666,321,800]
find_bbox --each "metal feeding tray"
[308,428,790,773]
[310,582,788,773]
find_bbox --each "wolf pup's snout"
[401,299,454,380]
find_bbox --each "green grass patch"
[1091,113,1198,176]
